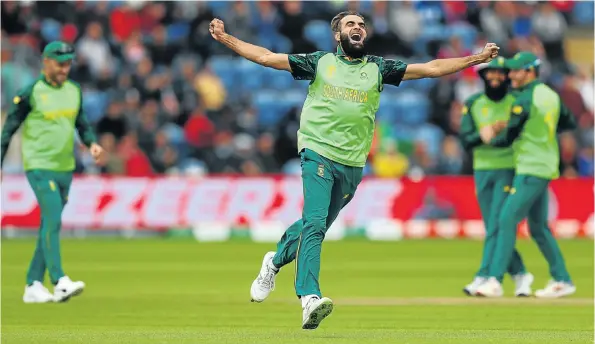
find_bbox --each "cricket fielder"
[459,57,534,297]
[0,41,105,303]
[209,12,499,329]
[476,52,576,298]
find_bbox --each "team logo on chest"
[327,65,337,78]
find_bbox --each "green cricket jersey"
[459,93,516,170]
[491,80,576,180]
[288,46,407,167]
[0,75,96,171]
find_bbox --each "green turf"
[2,239,593,343]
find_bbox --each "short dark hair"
[330,11,365,32]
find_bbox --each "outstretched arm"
[403,43,500,80]
[209,18,291,71]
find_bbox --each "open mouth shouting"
[349,30,363,44]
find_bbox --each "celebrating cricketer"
[210,11,500,329]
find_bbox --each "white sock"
[267,259,279,272]
[301,294,319,308]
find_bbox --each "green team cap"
[506,51,541,70]
[478,56,508,72]
[42,41,75,62]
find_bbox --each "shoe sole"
[463,288,476,296]
[250,280,264,303]
[23,297,53,304]
[475,291,503,298]
[302,299,334,330]
[56,286,85,303]
[535,288,576,299]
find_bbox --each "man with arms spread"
[475,52,576,298]
[1,41,105,303]
[210,12,499,329]
[459,57,534,297]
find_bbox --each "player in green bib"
[475,52,576,298]
[210,12,500,328]
[459,57,534,297]
[1,41,105,303]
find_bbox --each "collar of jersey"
[39,73,63,89]
[335,45,366,65]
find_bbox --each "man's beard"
[47,73,66,86]
[339,32,366,59]
[483,78,510,101]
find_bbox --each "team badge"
[317,164,325,177]
[360,72,367,80]
[327,65,336,77]
[512,106,523,115]
[461,106,468,115]
[13,96,20,104]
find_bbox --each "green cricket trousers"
[474,169,526,278]
[272,149,363,298]
[25,169,72,285]
[489,175,572,283]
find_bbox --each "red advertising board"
[1,176,593,237]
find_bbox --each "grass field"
[1,239,593,344]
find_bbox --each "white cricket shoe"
[475,277,504,297]
[463,277,486,296]
[23,281,54,304]
[535,280,576,298]
[512,272,534,297]
[53,276,85,303]
[302,296,334,330]
[250,251,278,303]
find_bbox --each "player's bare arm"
[403,43,500,80]
[209,18,291,72]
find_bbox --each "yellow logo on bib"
[327,65,336,77]
[512,106,523,115]
[13,96,20,104]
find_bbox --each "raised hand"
[480,43,500,63]
[209,18,226,41]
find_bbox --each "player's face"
[336,15,367,58]
[484,69,507,88]
[508,69,528,89]
[44,58,72,85]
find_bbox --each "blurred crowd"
[1,0,593,178]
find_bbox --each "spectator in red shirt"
[118,133,153,177]
[110,5,141,43]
